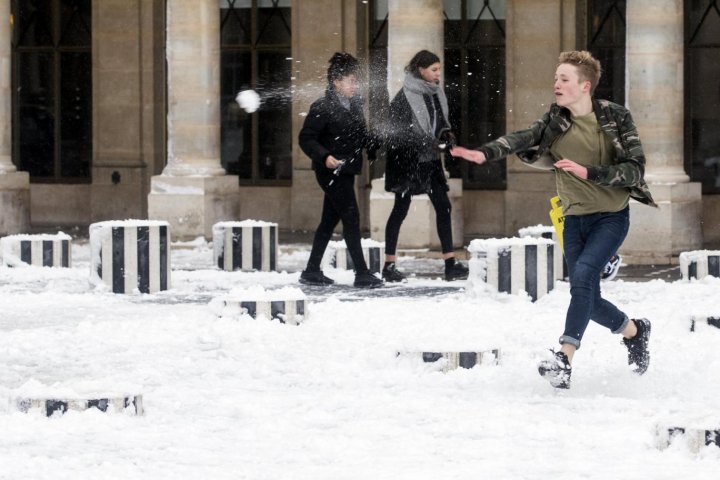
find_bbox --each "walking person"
[298,52,383,289]
[382,50,469,283]
[451,51,655,388]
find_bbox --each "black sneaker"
[299,270,335,286]
[444,261,469,281]
[538,351,572,389]
[623,318,651,374]
[354,271,384,289]
[601,254,622,282]
[382,263,406,283]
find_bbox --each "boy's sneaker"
[601,254,622,282]
[623,318,651,374]
[382,263,407,283]
[354,271,384,289]
[299,270,334,286]
[444,261,469,281]
[538,351,572,389]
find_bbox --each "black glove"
[437,128,456,152]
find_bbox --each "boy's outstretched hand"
[450,146,487,164]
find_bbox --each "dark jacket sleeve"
[477,110,552,162]
[298,100,331,169]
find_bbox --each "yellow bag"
[549,196,564,250]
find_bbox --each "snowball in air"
[236,90,261,113]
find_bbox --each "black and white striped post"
[0,233,72,267]
[329,239,384,273]
[397,349,502,373]
[680,250,720,280]
[15,395,143,416]
[467,237,555,302]
[656,424,720,452]
[215,287,307,325]
[90,220,171,294]
[213,221,278,272]
[518,225,567,280]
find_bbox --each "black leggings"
[385,181,454,256]
[306,171,368,273]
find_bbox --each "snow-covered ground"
[0,237,718,479]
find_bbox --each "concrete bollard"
[467,237,555,302]
[0,232,72,267]
[679,250,720,280]
[518,225,566,280]
[397,349,501,373]
[213,286,307,325]
[329,238,385,273]
[656,424,720,452]
[90,220,171,294]
[15,395,143,416]
[213,220,278,272]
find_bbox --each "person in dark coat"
[382,50,469,282]
[298,52,383,288]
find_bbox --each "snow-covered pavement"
[0,238,718,479]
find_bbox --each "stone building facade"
[1,0,718,263]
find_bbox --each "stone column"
[622,0,702,263]
[148,0,239,239]
[503,0,576,237]
[369,0,464,249]
[0,0,30,234]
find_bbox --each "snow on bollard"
[213,220,278,272]
[656,424,720,452]
[15,395,144,416]
[467,237,555,302]
[328,238,384,274]
[211,286,307,325]
[679,250,720,280]
[397,350,501,373]
[518,224,566,280]
[0,232,72,268]
[90,220,171,294]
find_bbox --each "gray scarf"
[402,73,450,137]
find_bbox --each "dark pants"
[560,206,630,349]
[306,171,368,273]
[385,178,453,256]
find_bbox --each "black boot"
[354,271,383,289]
[538,350,572,389]
[444,259,469,281]
[623,318,651,374]
[299,270,335,286]
[382,262,406,282]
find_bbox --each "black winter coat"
[299,88,380,176]
[384,90,448,195]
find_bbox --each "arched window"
[587,0,626,104]
[12,0,92,182]
[220,0,292,185]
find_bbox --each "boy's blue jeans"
[560,206,631,349]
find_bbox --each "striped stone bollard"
[213,221,278,272]
[689,315,720,332]
[15,395,143,417]
[89,220,171,294]
[656,424,720,452]
[0,232,72,267]
[518,225,567,280]
[467,237,555,302]
[329,238,384,273]
[397,349,502,373]
[679,250,720,280]
[214,286,307,325]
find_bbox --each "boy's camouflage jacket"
[477,99,657,207]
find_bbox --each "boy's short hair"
[558,50,602,95]
[327,52,359,85]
